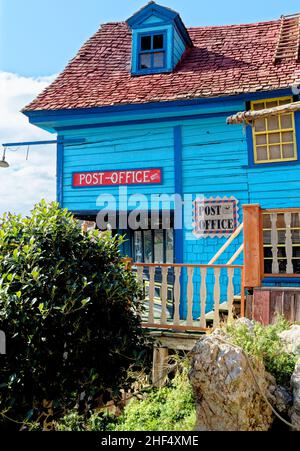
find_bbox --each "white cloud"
[0,71,57,215]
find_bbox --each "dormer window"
[127,2,192,76]
[139,32,166,71]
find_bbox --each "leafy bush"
[226,316,297,386]
[114,361,196,431]
[55,410,117,431]
[0,201,149,428]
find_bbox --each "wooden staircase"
[205,295,241,326]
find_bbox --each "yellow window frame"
[251,96,298,164]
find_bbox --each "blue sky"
[0,0,300,215]
[1,0,300,77]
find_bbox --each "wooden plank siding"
[58,95,300,317]
[180,116,247,314]
[253,287,300,324]
[62,123,175,210]
[173,28,186,66]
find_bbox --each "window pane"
[166,229,174,263]
[254,118,266,132]
[253,102,265,110]
[143,230,153,263]
[154,230,164,263]
[282,143,295,158]
[134,231,143,262]
[256,134,267,145]
[281,114,293,129]
[267,116,279,130]
[269,132,280,144]
[153,52,164,68]
[141,35,151,51]
[291,213,300,228]
[256,146,268,161]
[279,98,291,105]
[153,34,164,49]
[282,131,293,143]
[292,230,300,243]
[269,145,281,160]
[140,53,151,69]
[266,100,278,108]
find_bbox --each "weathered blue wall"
[180,117,247,315]
[53,91,300,316]
[173,27,186,66]
[62,123,175,211]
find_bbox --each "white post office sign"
[193,196,239,238]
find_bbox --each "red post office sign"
[73,168,162,187]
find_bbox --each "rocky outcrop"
[189,328,273,431]
[278,325,300,356]
[267,377,292,415]
[290,362,300,431]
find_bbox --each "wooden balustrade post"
[242,204,263,289]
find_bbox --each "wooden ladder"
[274,13,300,62]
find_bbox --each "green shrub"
[114,361,196,431]
[0,201,149,429]
[55,410,117,431]
[33,360,195,431]
[226,316,297,386]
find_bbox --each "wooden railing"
[243,205,300,288]
[262,208,300,277]
[208,223,244,265]
[134,263,244,332]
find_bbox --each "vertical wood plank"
[199,267,207,329]
[242,204,263,287]
[270,291,284,324]
[227,267,234,323]
[245,293,253,319]
[253,288,270,325]
[283,292,293,322]
[271,213,279,274]
[173,267,181,326]
[187,267,194,326]
[290,293,295,322]
[213,267,221,327]
[284,212,293,274]
[161,267,168,325]
[152,347,169,387]
[148,266,155,323]
[295,293,300,322]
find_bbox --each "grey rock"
[267,383,292,414]
[234,317,255,333]
[290,362,300,431]
[189,329,273,431]
[278,325,300,356]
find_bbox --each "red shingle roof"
[24,19,300,112]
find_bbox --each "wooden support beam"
[243,204,263,288]
[152,347,169,387]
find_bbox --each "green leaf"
[31,270,39,280]
[81,298,91,307]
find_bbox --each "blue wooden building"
[23,3,300,328]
